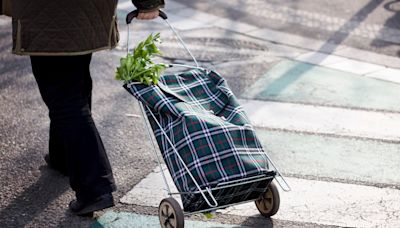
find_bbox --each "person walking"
[2,0,165,216]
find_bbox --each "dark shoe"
[69,194,114,216]
[44,154,68,176]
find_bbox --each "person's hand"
[137,9,159,20]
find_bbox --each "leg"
[48,123,68,175]
[30,54,116,212]
[82,60,93,111]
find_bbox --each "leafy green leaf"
[115,33,167,86]
[203,212,214,219]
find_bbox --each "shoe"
[69,193,114,216]
[44,154,68,176]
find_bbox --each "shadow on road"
[0,164,69,227]
[257,0,384,97]
[370,0,400,56]
[240,215,274,228]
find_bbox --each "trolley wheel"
[255,181,280,217]
[158,197,184,228]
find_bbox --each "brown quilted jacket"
[11,0,119,56]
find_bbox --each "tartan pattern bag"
[125,69,271,211]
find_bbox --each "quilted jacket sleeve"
[1,0,12,16]
[131,0,165,12]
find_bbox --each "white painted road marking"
[95,211,247,228]
[240,99,400,142]
[295,51,400,84]
[121,166,400,227]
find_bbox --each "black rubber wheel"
[158,197,185,228]
[255,181,280,217]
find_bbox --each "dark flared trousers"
[30,54,116,201]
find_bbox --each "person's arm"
[131,0,165,20]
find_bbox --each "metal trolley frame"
[125,10,291,228]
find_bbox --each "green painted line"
[242,60,400,112]
[257,129,400,186]
[93,211,247,228]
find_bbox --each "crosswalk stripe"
[239,99,400,142]
[294,51,400,84]
[255,129,400,187]
[95,211,247,228]
[221,177,400,227]
[241,59,400,113]
[213,0,400,44]
[121,165,400,227]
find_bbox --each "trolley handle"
[125,9,200,68]
[126,9,168,24]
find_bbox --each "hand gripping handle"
[126,9,168,24]
[125,9,199,67]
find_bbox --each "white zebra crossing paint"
[240,99,400,142]
[121,165,400,227]
[220,178,400,227]
[95,211,248,228]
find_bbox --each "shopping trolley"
[124,10,291,228]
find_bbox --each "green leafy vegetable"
[203,212,215,219]
[115,33,167,85]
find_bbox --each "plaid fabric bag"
[125,69,272,211]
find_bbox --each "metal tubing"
[145,105,219,208]
[183,196,270,216]
[124,9,290,203]
[127,24,131,54]
[168,175,273,195]
[168,63,206,71]
[214,176,273,189]
[138,101,172,196]
[164,19,199,67]
[125,17,199,68]
[261,152,291,192]
[216,174,271,187]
